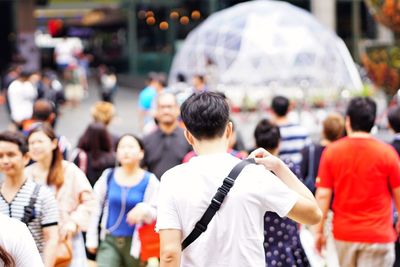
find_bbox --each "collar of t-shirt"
[188,152,233,163]
[157,127,179,137]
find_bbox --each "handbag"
[54,238,73,267]
[181,158,255,250]
[138,221,160,262]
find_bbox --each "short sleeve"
[156,174,181,231]
[39,186,59,227]
[13,221,44,267]
[387,148,400,189]
[316,148,334,189]
[252,166,298,218]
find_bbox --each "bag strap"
[102,168,114,211]
[306,144,315,182]
[181,158,255,250]
[21,184,41,224]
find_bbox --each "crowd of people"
[0,63,399,267]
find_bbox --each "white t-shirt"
[157,153,298,267]
[0,214,44,267]
[7,80,38,123]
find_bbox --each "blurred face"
[192,76,202,88]
[155,94,179,125]
[0,141,29,177]
[28,131,57,162]
[116,136,143,166]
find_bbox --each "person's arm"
[388,151,400,234]
[126,174,159,225]
[86,169,110,254]
[392,187,400,235]
[38,186,60,266]
[159,229,182,267]
[157,171,182,267]
[314,187,332,253]
[249,148,322,225]
[67,164,96,232]
[42,225,59,267]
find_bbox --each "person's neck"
[4,172,26,189]
[269,148,279,156]
[159,122,178,135]
[121,163,140,176]
[194,139,229,156]
[275,116,289,125]
[320,139,330,146]
[37,155,53,171]
[348,131,371,138]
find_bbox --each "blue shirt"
[138,86,156,110]
[106,171,150,237]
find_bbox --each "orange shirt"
[317,136,400,243]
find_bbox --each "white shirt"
[7,79,37,123]
[54,39,82,65]
[0,214,44,267]
[157,153,298,267]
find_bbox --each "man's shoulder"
[142,128,161,142]
[279,123,309,136]
[160,162,189,182]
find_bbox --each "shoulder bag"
[181,158,255,250]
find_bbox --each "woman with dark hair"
[0,214,43,267]
[25,123,95,267]
[254,118,310,267]
[86,134,159,267]
[73,122,115,187]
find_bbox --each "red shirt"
[317,136,400,243]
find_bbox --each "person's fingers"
[248,148,268,158]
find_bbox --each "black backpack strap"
[21,184,41,224]
[181,158,255,250]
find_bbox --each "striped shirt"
[278,123,310,165]
[0,179,59,253]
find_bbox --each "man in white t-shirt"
[157,92,322,267]
[7,72,38,125]
[0,214,44,267]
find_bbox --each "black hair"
[254,119,281,151]
[346,97,376,132]
[271,96,289,117]
[388,105,400,133]
[177,73,186,83]
[181,92,230,140]
[116,134,144,152]
[32,100,54,121]
[77,122,113,169]
[0,130,28,155]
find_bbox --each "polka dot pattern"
[263,158,309,266]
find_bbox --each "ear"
[345,116,352,134]
[48,113,56,123]
[184,129,195,145]
[225,121,233,139]
[138,150,144,161]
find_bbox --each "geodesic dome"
[169,0,362,92]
